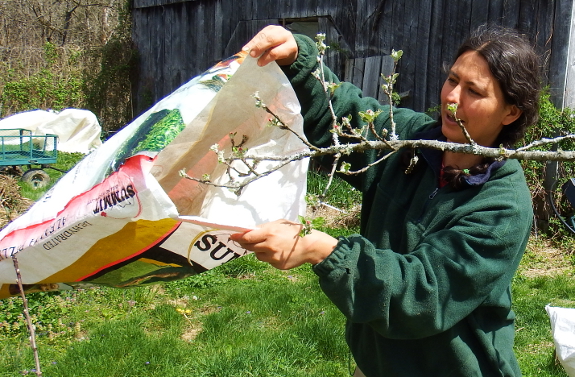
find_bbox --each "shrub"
[522,91,575,239]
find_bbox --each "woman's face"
[440,50,521,147]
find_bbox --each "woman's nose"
[446,86,460,104]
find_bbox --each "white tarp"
[546,305,575,376]
[0,108,102,154]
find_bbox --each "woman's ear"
[502,105,522,126]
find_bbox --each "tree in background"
[0,0,135,133]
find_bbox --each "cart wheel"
[21,169,50,189]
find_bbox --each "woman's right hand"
[242,25,299,67]
[229,219,338,270]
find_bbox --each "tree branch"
[181,136,575,196]
[182,33,575,198]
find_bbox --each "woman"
[231,25,540,376]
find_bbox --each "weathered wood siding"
[132,0,574,115]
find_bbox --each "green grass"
[513,277,574,377]
[1,245,573,377]
[1,170,575,376]
[307,170,362,211]
[512,238,575,377]
[0,259,352,376]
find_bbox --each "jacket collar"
[414,125,506,187]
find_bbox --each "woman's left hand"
[230,219,338,270]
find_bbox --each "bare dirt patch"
[307,203,361,229]
[182,326,202,342]
[520,239,574,278]
[179,305,222,342]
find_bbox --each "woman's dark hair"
[453,24,541,147]
[440,25,541,189]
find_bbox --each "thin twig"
[261,105,320,152]
[447,103,476,147]
[517,134,575,151]
[456,118,476,146]
[12,256,42,376]
[344,149,398,175]
[321,154,342,199]
[313,34,341,147]
[369,121,387,142]
[382,50,403,140]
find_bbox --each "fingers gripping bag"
[0,53,308,298]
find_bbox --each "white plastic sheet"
[0,108,102,153]
[546,305,575,376]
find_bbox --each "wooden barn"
[131,0,575,116]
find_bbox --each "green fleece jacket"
[282,35,532,376]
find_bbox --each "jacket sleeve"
[282,34,436,192]
[312,167,532,339]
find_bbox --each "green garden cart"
[0,129,60,189]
